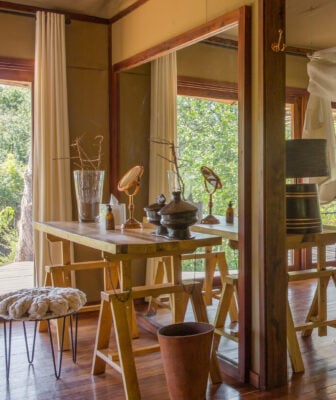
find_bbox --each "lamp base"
[121,218,142,229]
[286,183,322,234]
[201,214,220,224]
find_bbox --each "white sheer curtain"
[146,52,177,287]
[33,11,72,285]
[303,47,336,203]
[148,52,177,201]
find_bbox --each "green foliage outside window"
[0,207,17,263]
[177,96,238,214]
[0,84,31,265]
[177,96,239,271]
[0,85,31,165]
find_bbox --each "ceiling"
[1,0,131,19]
[1,0,336,50]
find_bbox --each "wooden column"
[258,0,287,389]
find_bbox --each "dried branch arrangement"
[71,134,104,170]
[151,137,185,199]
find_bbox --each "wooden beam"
[112,9,241,73]
[258,0,287,389]
[237,5,252,384]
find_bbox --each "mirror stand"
[123,193,142,229]
[201,192,220,224]
[200,166,222,225]
[118,165,144,229]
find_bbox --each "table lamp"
[286,138,329,234]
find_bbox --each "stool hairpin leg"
[47,316,66,379]
[47,314,78,379]
[22,320,38,363]
[4,320,12,380]
[69,313,79,363]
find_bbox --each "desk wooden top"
[191,216,238,241]
[34,221,222,257]
[286,225,336,249]
[190,218,336,250]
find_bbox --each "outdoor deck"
[0,261,34,295]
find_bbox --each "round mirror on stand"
[117,165,144,229]
[200,166,222,224]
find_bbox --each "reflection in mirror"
[114,7,251,382]
[119,27,240,368]
[118,165,144,229]
[200,166,222,224]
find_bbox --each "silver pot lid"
[159,191,197,215]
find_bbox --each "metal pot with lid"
[159,191,198,239]
[144,194,167,236]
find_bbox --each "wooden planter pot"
[157,322,214,400]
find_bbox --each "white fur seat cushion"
[0,287,87,320]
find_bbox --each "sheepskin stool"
[0,286,87,380]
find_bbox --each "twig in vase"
[151,137,185,199]
[71,134,104,170]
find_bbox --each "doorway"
[0,58,34,293]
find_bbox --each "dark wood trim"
[177,76,238,101]
[285,45,313,57]
[112,9,241,73]
[286,86,307,99]
[0,57,34,81]
[203,37,313,58]
[0,1,109,24]
[285,88,308,139]
[109,0,150,24]
[203,36,238,50]
[237,5,252,384]
[258,0,287,389]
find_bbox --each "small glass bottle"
[105,204,115,230]
[226,201,234,224]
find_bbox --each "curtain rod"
[0,8,73,24]
[0,3,109,24]
[0,8,34,18]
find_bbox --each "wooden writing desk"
[286,226,336,373]
[34,221,223,399]
[192,220,336,373]
[191,216,239,242]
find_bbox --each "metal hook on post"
[271,29,286,52]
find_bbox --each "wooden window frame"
[177,75,238,286]
[0,57,34,82]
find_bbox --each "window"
[0,58,33,281]
[177,77,239,271]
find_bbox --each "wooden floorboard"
[0,261,34,295]
[1,266,336,398]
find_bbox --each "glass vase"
[74,170,104,222]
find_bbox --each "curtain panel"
[146,52,177,290]
[148,52,177,202]
[303,47,336,203]
[33,12,72,285]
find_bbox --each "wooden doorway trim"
[0,57,34,81]
[258,0,287,389]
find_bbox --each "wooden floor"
[0,261,34,295]
[1,266,336,398]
